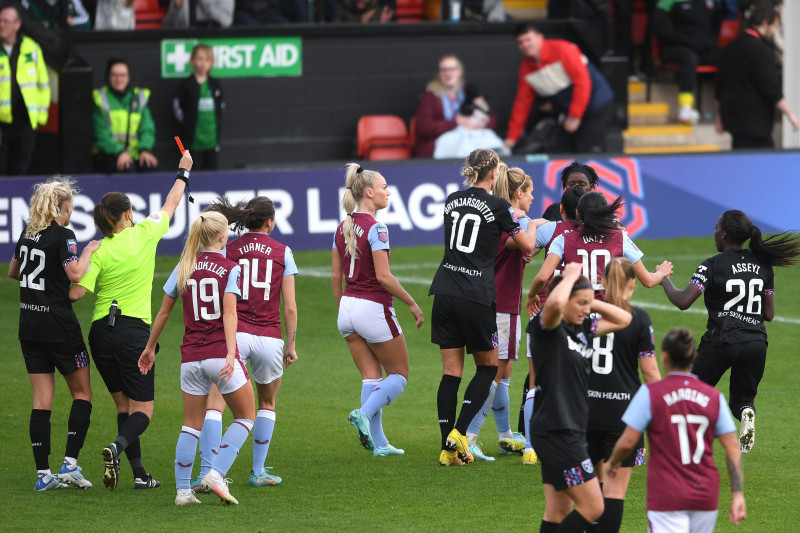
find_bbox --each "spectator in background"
[547,0,611,64]
[336,0,394,22]
[94,0,134,29]
[162,0,234,28]
[233,0,307,23]
[412,55,497,158]
[92,58,158,173]
[504,24,614,155]
[22,0,92,29]
[0,4,50,176]
[173,44,224,170]
[716,1,798,148]
[651,0,723,124]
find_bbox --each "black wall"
[70,22,622,170]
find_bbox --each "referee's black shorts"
[532,430,597,491]
[431,294,497,354]
[89,317,155,402]
[587,428,645,468]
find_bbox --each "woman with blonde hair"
[9,177,100,490]
[139,210,255,505]
[412,54,497,158]
[430,149,533,466]
[333,163,423,457]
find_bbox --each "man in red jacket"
[503,24,614,154]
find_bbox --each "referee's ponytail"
[341,162,381,260]
[94,192,132,238]
[719,210,800,268]
[176,211,229,292]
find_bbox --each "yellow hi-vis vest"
[0,36,50,128]
[92,87,150,157]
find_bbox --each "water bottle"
[449,0,461,22]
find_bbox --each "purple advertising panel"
[1,152,797,259]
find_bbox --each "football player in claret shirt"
[139,211,254,506]
[607,328,746,533]
[659,210,800,454]
[585,258,661,533]
[528,263,632,533]
[188,195,299,489]
[333,163,423,457]
[10,178,100,491]
[429,148,533,466]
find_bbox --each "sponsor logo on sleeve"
[148,213,163,223]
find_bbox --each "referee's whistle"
[108,300,118,327]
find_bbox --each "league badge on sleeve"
[378,227,388,243]
[67,239,78,255]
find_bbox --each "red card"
[174,136,185,154]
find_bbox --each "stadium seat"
[396,0,426,22]
[135,0,166,29]
[357,115,412,161]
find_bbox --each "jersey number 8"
[186,278,221,320]
[18,245,46,291]
[238,258,273,300]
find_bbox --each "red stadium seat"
[135,0,166,29]
[357,115,412,161]
[396,0,426,23]
[408,116,417,151]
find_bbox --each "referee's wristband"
[175,168,194,203]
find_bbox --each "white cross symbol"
[166,43,192,74]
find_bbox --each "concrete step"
[623,123,731,150]
[628,80,645,103]
[624,144,720,154]
[628,102,669,126]
[503,0,546,18]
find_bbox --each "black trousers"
[552,101,614,154]
[661,45,722,93]
[692,340,767,420]
[0,123,36,176]
[732,134,774,150]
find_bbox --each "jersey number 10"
[576,248,611,291]
[449,212,481,254]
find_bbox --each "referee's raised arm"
[162,150,194,220]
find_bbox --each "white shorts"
[496,312,521,361]
[180,358,250,396]
[647,510,718,533]
[337,295,402,344]
[526,314,534,359]
[237,331,284,385]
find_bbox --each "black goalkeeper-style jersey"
[691,249,773,346]
[587,306,655,431]
[429,187,520,305]
[14,221,83,343]
[530,313,598,434]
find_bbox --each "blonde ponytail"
[603,257,635,312]
[176,211,229,292]
[461,148,499,186]
[341,162,381,259]
[493,164,531,203]
[25,177,78,237]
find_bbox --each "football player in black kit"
[429,148,533,466]
[9,178,100,491]
[660,210,800,454]
[529,262,632,533]
[661,209,800,453]
[586,257,661,533]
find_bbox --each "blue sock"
[175,426,200,490]
[198,409,222,478]
[212,419,253,477]
[252,410,275,476]
[524,389,535,450]
[493,378,511,436]
[361,380,388,449]
[361,374,406,420]
[467,380,497,440]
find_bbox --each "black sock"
[437,374,461,449]
[540,520,559,533]
[115,411,149,452]
[557,510,593,533]
[597,498,624,533]
[518,372,530,433]
[65,399,92,460]
[455,365,497,434]
[117,412,146,477]
[30,409,51,471]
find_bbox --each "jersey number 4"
[238,258,273,300]
[18,245,46,291]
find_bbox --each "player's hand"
[656,260,673,279]
[83,239,102,254]
[179,149,193,171]
[605,462,619,479]
[220,354,235,382]
[513,208,527,220]
[283,348,298,368]
[522,252,533,264]
[564,117,581,133]
[409,302,424,329]
[139,150,158,168]
[562,262,584,280]
[526,293,541,316]
[138,348,155,375]
[729,492,746,524]
[116,151,133,171]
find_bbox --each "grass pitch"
[1,237,798,531]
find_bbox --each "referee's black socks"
[65,399,91,461]
[454,365,497,435]
[30,409,51,471]
[518,372,531,434]
[437,374,461,449]
[115,411,150,478]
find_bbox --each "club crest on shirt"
[378,227,388,243]
[67,239,77,255]
[581,459,594,474]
